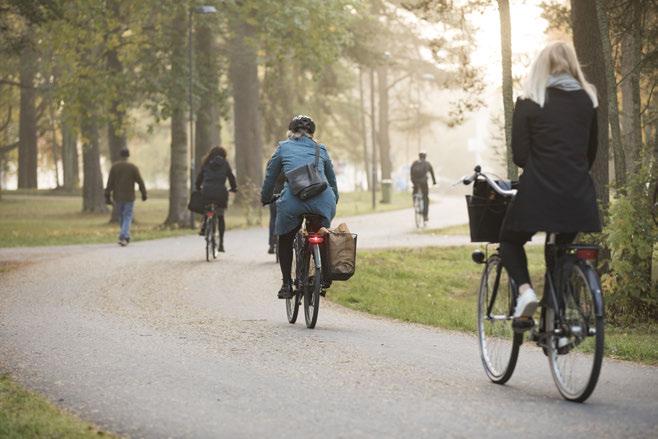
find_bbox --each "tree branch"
[0,106,12,132]
[0,141,19,154]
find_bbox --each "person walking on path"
[261,115,339,299]
[105,148,147,246]
[410,151,436,222]
[499,41,601,321]
[195,146,237,253]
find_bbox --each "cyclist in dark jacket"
[195,146,237,252]
[410,151,436,221]
[500,42,601,320]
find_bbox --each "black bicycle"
[463,166,604,402]
[412,189,425,229]
[286,214,327,329]
[204,203,219,262]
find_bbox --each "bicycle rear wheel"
[211,216,218,259]
[477,255,522,384]
[286,235,302,324]
[548,262,604,402]
[304,244,321,329]
[205,217,212,262]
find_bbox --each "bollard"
[381,179,392,204]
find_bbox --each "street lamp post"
[188,4,217,228]
[369,67,377,210]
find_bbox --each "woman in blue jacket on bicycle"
[261,115,339,300]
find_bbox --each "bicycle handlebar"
[461,165,517,197]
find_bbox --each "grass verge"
[421,223,470,236]
[0,374,114,438]
[329,246,658,365]
[336,190,411,217]
[0,190,411,248]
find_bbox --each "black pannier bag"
[466,179,516,243]
[323,229,357,281]
[285,141,328,200]
[187,190,205,214]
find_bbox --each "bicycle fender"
[578,261,605,318]
[312,245,322,270]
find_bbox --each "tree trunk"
[497,0,517,180]
[81,115,107,213]
[106,0,128,222]
[195,20,221,175]
[620,2,642,174]
[595,0,626,188]
[165,106,189,226]
[359,67,371,190]
[49,105,60,188]
[377,64,392,185]
[61,119,79,191]
[571,0,610,207]
[229,18,263,202]
[165,5,190,227]
[18,36,38,189]
[369,67,378,206]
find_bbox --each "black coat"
[503,88,601,233]
[195,156,237,209]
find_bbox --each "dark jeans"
[269,202,277,247]
[412,180,429,219]
[499,230,576,287]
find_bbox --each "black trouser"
[277,217,322,284]
[268,203,277,247]
[412,180,429,219]
[201,214,225,244]
[278,224,302,284]
[499,230,576,287]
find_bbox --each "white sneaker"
[514,289,538,319]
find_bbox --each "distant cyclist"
[410,151,436,222]
[261,115,339,300]
[195,146,237,252]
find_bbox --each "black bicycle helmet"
[288,115,316,134]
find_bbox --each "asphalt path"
[0,195,656,438]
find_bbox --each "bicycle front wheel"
[414,195,424,228]
[477,255,522,384]
[548,261,604,402]
[304,244,321,329]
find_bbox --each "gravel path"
[0,195,656,438]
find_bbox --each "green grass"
[330,246,658,365]
[335,190,411,217]
[421,223,470,236]
[0,374,114,438]
[0,190,411,248]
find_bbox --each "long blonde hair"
[522,41,598,108]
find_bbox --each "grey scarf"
[547,73,582,91]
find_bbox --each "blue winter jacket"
[261,135,338,235]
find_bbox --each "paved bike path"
[0,196,656,438]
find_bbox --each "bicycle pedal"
[512,317,535,333]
